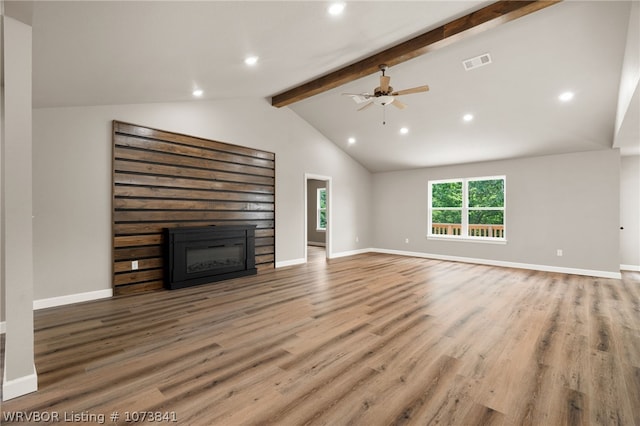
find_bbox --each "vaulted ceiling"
[10,0,640,172]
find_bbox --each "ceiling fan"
[342,64,429,112]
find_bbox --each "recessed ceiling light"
[328,2,346,16]
[559,91,574,102]
[463,113,474,122]
[399,127,409,135]
[244,56,259,66]
[192,89,203,97]
[348,137,356,144]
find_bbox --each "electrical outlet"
[355,236,359,243]
[132,260,139,270]
[556,249,563,257]
[405,238,409,244]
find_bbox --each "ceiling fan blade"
[342,93,371,104]
[391,85,429,96]
[357,101,374,111]
[380,76,390,92]
[392,99,407,110]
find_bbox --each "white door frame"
[304,173,332,262]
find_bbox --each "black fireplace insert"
[165,225,257,290]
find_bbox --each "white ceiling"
[291,1,636,171]
[17,1,640,172]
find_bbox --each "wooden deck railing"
[432,223,504,238]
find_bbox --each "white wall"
[620,155,640,270]
[0,4,3,329]
[372,150,621,276]
[615,2,639,136]
[1,14,37,399]
[32,98,372,300]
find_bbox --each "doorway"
[304,174,331,262]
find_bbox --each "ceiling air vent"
[462,53,492,71]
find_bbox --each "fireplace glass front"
[165,225,257,290]
[186,244,244,274]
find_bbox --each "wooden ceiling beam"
[271,0,561,108]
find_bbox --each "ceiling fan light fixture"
[343,65,428,120]
[373,95,394,106]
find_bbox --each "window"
[428,176,505,241]
[317,188,327,231]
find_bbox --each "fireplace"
[165,225,257,290]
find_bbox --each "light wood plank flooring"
[1,247,639,425]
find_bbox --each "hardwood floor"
[1,247,639,425]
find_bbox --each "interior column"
[1,8,37,401]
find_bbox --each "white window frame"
[428,175,506,243]
[316,187,327,232]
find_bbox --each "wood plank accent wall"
[112,121,275,295]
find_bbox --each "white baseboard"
[329,248,371,259]
[0,321,5,334]
[2,363,38,401]
[621,264,640,272]
[33,289,113,311]
[370,248,622,279]
[275,258,306,268]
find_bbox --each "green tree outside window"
[317,188,327,230]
